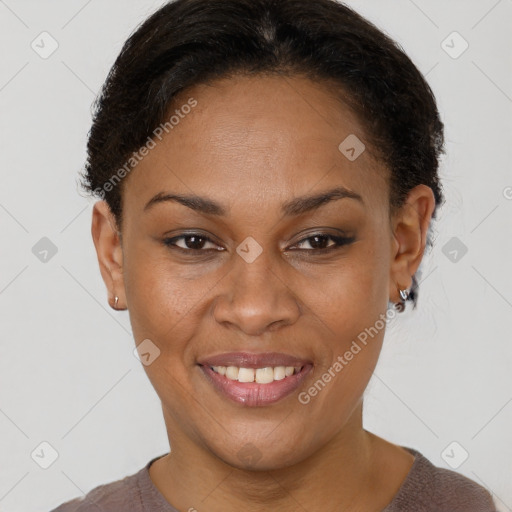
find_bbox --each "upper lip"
[197,352,312,368]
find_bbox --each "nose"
[212,244,301,337]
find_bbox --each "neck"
[150,401,394,512]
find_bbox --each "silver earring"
[394,287,409,313]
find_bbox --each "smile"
[199,362,313,406]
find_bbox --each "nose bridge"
[236,238,277,290]
[232,235,282,301]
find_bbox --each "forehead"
[123,74,388,215]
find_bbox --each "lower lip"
[199,364,313,407]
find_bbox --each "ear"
[91,200,126,310]
[388,185,436,303]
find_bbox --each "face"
[92,74,434,471]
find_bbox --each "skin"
[91,74,435,511]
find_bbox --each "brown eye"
[291,233,355,252]
[163,233,223,253]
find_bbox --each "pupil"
[186,235,204,249]
[310,235,328,249]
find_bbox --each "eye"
[289,233,355,252]
[163,233,222,253]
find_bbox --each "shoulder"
[49,462,150,512]
[385,448,497,512]
[427,463,496,511]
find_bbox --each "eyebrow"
[143,186,364,217]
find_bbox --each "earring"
[399,288,409,301]
[395,286,409,313]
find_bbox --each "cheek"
[123,245,202,350]
[123,254,205,406]
[307,240,388,328]
[301,277,387,431]
[303,236,389,389]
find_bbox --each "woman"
[52,0,497,510]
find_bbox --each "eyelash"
[162,232,354,255]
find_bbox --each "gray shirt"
[50,447,497,511]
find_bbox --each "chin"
[206,435,311,472]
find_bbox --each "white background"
[0,0,511,510]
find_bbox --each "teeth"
[225,366,239,380]
[273,366,286,380]
[255,367,274,384]
[211,365,303,383]
[238,367,254,382]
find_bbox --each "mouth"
[197,352,313,407]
